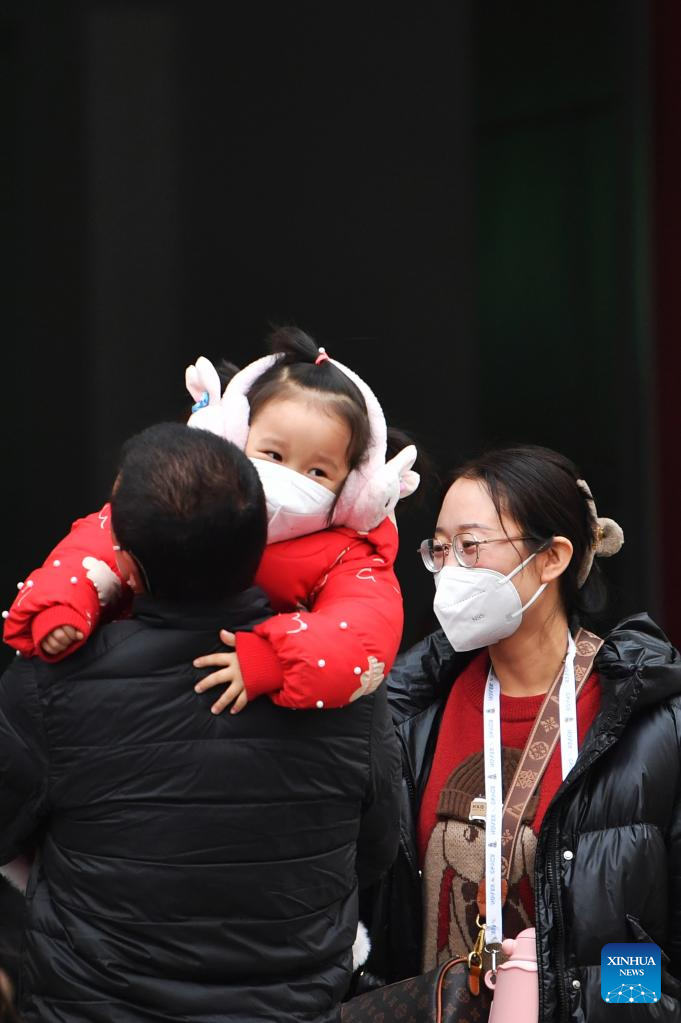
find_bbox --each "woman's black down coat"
[364,614,681,1022]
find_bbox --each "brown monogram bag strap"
[500,627,603,879]
[471,627,603,993]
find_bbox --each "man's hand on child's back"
[41,625,84,657]
[193,630,249,715]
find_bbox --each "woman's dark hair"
[112,423,267,602]
[219,326,372,473]
[453,445,605,628]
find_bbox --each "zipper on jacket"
[405,766,417,811]
[395,732,425,974]
[401,750,421,880]
[545,825,569,1023]
[537,734,620,1023]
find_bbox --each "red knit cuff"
[32,606,91,663]
[236,631,285,700]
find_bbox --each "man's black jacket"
[0,589,401,1023]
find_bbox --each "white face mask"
[249,458,335,544]
[433,552,547,651]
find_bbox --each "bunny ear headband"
[575,479,625,587]
[185,348,420,533]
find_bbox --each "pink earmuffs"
[185,352,419,533]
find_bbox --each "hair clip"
[315,347,330,366]
[191,390,210,413]
[575,479,624,587]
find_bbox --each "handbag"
[341,956,493,1023]
[341,628,603,1023]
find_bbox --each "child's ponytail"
[266,325,322,365]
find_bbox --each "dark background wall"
[2,0,679,680]
[474,1,658,635]
[652,0,681,640]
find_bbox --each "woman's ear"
[538,536,574,584]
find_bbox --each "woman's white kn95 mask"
[433,552,547,651]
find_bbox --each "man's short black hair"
[111,423,267,602]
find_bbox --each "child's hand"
[41,625,84,657]
[193,630,249,715]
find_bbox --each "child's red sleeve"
[3,503,131,662]
[235,521,404,708]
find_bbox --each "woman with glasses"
[361,444,681,1022]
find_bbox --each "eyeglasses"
[417,532,541,572]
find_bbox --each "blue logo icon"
[601,943,661,1004]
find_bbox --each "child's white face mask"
[249,458,335,544]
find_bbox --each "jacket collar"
[587,613,681,745]
[132,586,271,633]
[531,612,681,826]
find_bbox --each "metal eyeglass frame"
[417,532,541,572]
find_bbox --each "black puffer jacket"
[0,591,401,1023]
[365,614,681,1021]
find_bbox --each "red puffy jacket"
[3,504,404,709]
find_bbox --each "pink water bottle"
[485,927,539,1023]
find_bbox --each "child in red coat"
[4,327,418,715]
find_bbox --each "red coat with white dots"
[3,505,404,709]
